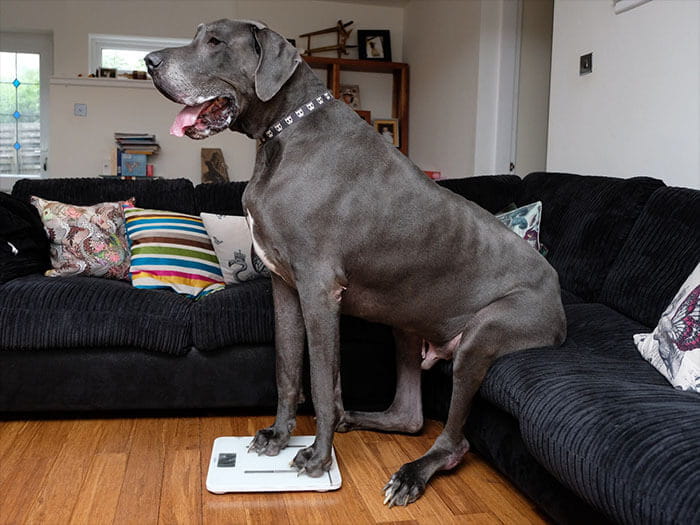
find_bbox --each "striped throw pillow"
[123,206,225,298]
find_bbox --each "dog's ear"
[253,27,301,102]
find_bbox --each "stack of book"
[109,133,161,178]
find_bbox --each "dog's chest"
[245,211,284,277]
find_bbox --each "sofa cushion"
[437,174,522,214]
[12,177,198,215]
[192,279,274,349]
[0,192,50,283]
[481,302,660,417]
[517,172,664,301]
[195,181,248,216]
[600,186,700,327]
[0,274,192,354]
[477,302,700,524]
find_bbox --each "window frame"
[88,34,190,75]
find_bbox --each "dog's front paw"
[248,426,290,456]
[383,462,427,507]
[290,443,332,477]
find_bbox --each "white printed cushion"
[123,205,225,299]
[634,262,700,392]
[30,196,131,279]
[200,212,269,284]
[496,201,542,252]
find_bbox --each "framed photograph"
[339,85,361,109]
[357,30,392,62]
[374,118,399,147]
[355,110,371,124]
[98,67,117,78]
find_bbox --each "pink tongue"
[170,102,208,137]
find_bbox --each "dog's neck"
[234,65,330,141]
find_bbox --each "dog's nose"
[145,52,163,72]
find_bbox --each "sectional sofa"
[1,172,698,524]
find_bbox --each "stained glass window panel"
[0,52,41,175]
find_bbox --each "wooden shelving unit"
[303,56,410,156]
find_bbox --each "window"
[89,34,189,76]
[0,32,51,178]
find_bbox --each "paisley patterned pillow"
[634,262,700,392]
[30,196,132,279]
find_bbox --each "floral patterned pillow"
[30,196,132,279]
[634,262,700,392]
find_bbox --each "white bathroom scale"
[206,436,342,494]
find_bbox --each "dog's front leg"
[250,274,306,456]
[289,270,343,477]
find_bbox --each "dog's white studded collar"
[260,91,334,143]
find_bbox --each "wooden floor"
[0,414,549,524]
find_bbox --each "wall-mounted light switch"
[74,103,87,117]
[580,53,593,75]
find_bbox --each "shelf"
[51,77,153,89]
[303,56,408,74]
[303,56,409,156]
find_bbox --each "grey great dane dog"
[146,19,566,507]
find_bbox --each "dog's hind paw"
[383,463,427,507]
[248,426,289,456]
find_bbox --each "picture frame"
[98,67,117,78]
[339,84,361,109]
[357,30,392,62]
[201,148,230,184]
[374,118,399,147]
[355,110,371,125]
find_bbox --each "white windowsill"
[50,76,154,89]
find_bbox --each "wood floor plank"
[0,456,54,525]
[158,447,202,525]
[69,451,128,525]
[22,420,104,525]
[0,420,30,461]
[113,418,167,525]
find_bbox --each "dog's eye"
[208,37,223,47]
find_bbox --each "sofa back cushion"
[600,186,700,327]
[195,181,248,216]
[437,175,522,214]
[517,172,664,301]
[12,178,197,215]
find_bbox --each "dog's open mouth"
[170,97,236,139]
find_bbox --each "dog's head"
[146,19,301,139]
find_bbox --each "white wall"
[548,0,700,189]
[0,0,405,186]
[403,0,482,179]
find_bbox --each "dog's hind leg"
[336,328,424,433]
[382,291,556,507]
[250,274,306,456]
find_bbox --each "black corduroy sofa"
[1,172,699,525]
